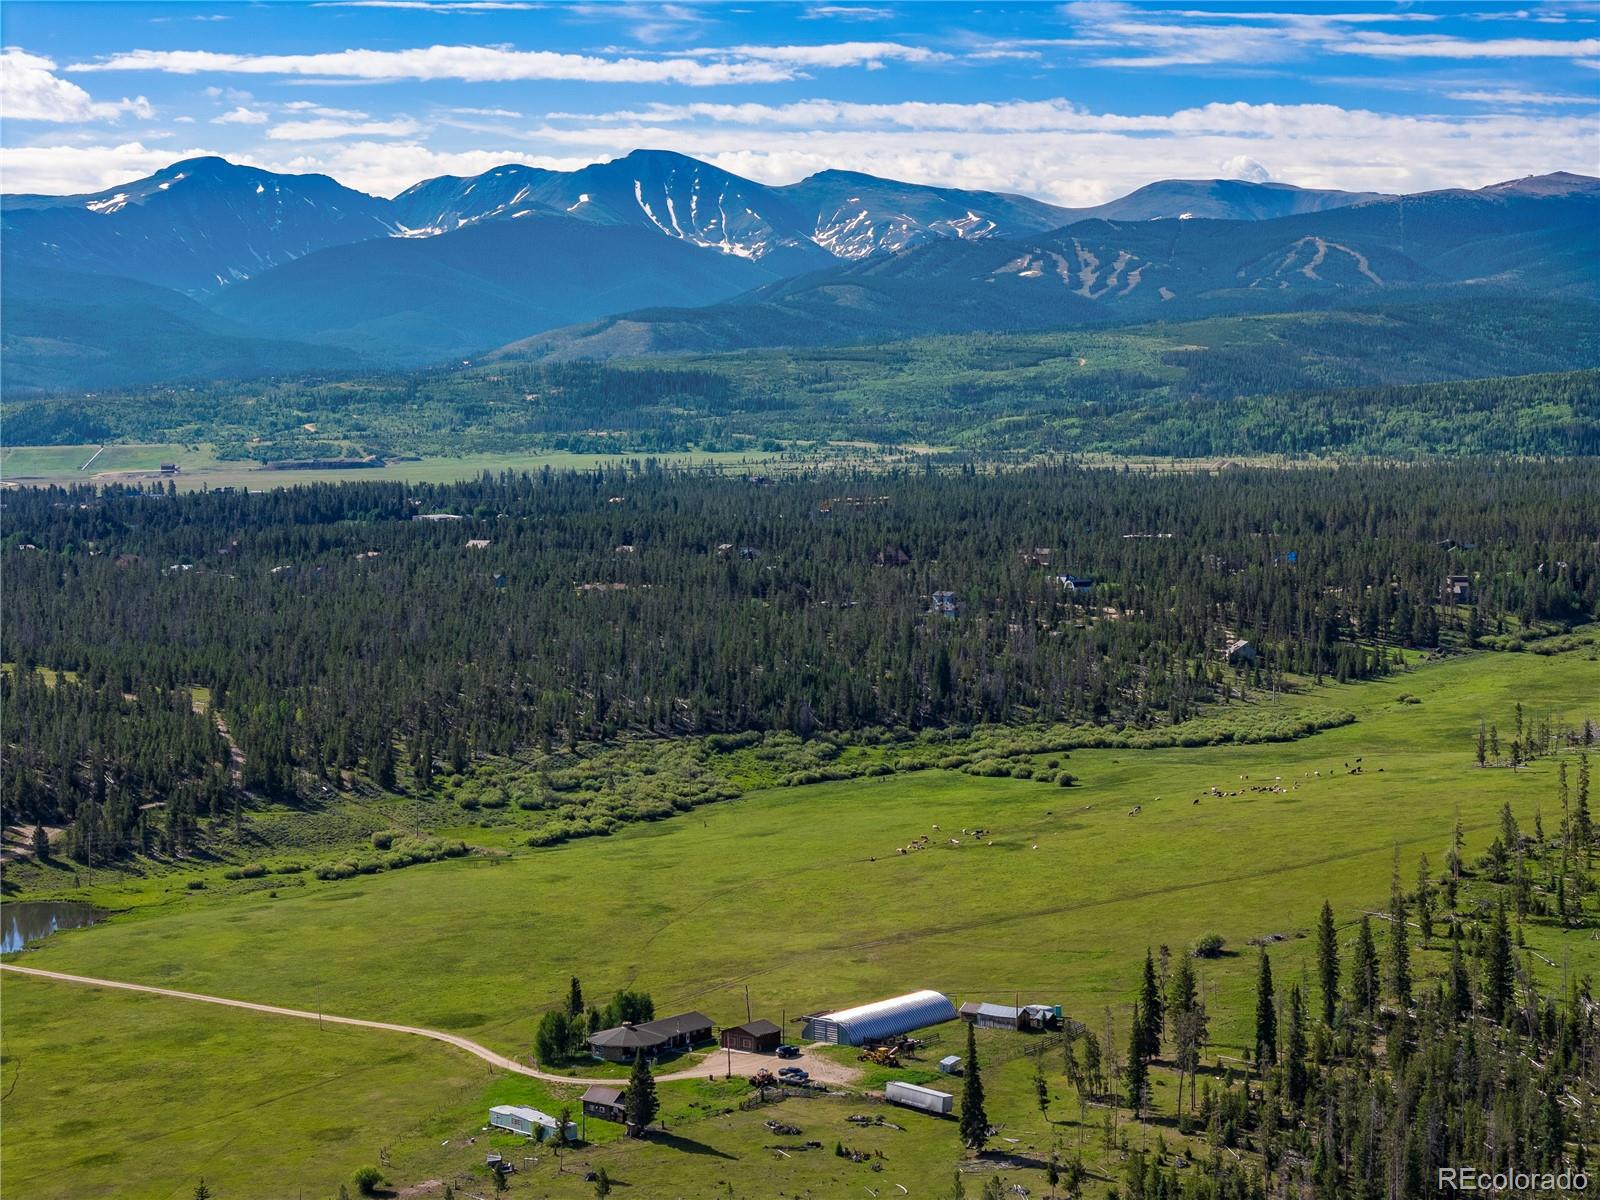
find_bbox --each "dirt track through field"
[0,963,852,1085]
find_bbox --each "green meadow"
[3,644,1596,1198]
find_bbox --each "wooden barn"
[720,1019,782,1053]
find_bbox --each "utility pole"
[745,985,752,1024]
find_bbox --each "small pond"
[1,901,103,953]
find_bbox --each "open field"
[3,645,1597,1197]
[0,443,802,491]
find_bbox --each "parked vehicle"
[776,1044,801,1058]
[777,1066,809,1083]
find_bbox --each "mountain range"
[2,151,1595,390]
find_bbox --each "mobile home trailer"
[488,1105,576,1141]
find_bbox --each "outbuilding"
[720,1019,782,1053]
[581,1085,627,1124]
[801,990,957,1046]
[959,1001,1062,1031]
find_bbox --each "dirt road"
[0,963,855,1086]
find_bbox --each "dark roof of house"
[588,1023,665,1050]
[725,1019,781,1038]
[639,1011,713,1038]
[582,1085,625,1106]
[588,1011,713,1049]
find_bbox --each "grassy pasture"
[2,645,1596,1197]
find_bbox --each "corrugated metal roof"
[822,989,957,1044]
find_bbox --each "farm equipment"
[750,1069,780,1089]
[858,1044,902,1067]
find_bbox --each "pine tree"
[1352,916,1379,1016]
[625,1051,658,1137]
[30,824,48,860]
[192,1183,212,1200]
[1484,898,1515,1024]
[1125,1002,1150,1117]
[1388,858,1412,1006]
[1449,924,1472,1020]
[566,975,585,1019]
[1576,754,1593,867]
[1316,900,1339,1026]
[1284,985,1309,1110]
[1138,948,1164,1060]
[1416,855,1435,947]
[959,1020,989,1152]
[1254,951,1277,1070]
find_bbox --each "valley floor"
[1,643,1596,1198]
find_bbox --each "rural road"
[0,963,851,1086]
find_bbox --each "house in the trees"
[720,1019,782,1053]
[931,591,960,617]
[1443,574,1472,604]
[1057,574,1096,592]
[587,1012,714,1062]
[1225,638,1258,665]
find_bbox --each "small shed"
[488,1105,576,1141]
[1225,638,1257,665]
[938,1055,963,1074]
[1057,574,1096,591]
[466,538,491,550]
[721,1019,782,1053]
[931,591,960,617]
[1443,574,1472,604]
[581,1085,627,1124]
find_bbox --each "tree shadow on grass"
[649,1131,738,1160]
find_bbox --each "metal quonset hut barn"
[801,990,957,1045]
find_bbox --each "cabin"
[466,538,491,550]
[159,462,179,475]
[1443,575,1472,605]
[720,1019,782,1053]
[587,1011,714,1062]
[1225,638,1258,665]
[931,591,960,617]
[959,1001,1062,1032]
[1056,574,1096,591]
[581,1085,627,1124]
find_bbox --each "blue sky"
[3,1,1596,200]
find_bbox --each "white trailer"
[885,1081,954,1115]
[488,1105,576,1141]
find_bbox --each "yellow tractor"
[857,1044,901,1067]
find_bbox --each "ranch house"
[720,1019,782,1053]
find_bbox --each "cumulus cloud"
[0,140,213,193]
[1,49,152,122]
[1220,155,1272,183]
[212,106,270,125]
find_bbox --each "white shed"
[489,1105,576,1141]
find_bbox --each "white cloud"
[0,140,213,193]
[68,46,795,86]
[702,41,949,68]
[1220,154,1271,183]
[267,117,424,140]
[1446,87,1594,105]
[1,49,153,123]
[1340,32,1600,59]
[803,6,897,20]
[212,106,270,125]
[270,142,595,196]
[450,106,524,118]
